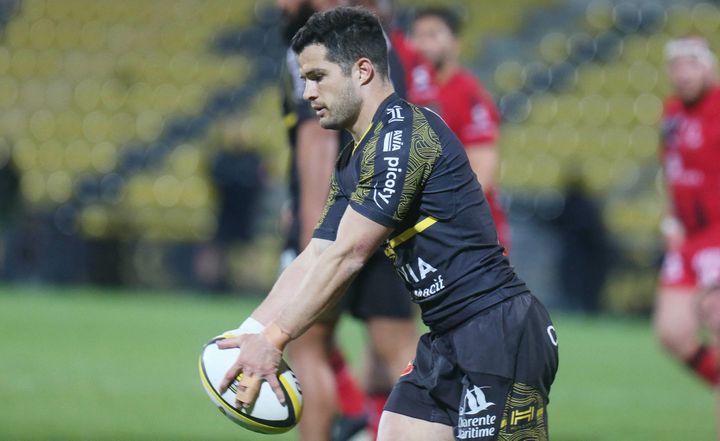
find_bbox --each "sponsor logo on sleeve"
[382,130,403,152]
[372,156,402,208]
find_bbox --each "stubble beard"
[319,80,361,130]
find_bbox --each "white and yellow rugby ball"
[198,328,303,434]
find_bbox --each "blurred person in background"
[195,120,267,291]
[0,138,19,278]
[277,1,416,439]
[655,36,720,389]
[553,171,610,314]
[405,6,510,251]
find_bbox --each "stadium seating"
[0,0,266,241]
[3,0,717,299]
[483,0,720,310]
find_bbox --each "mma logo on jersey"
[383,130,403,152]
[457,385,497,439]
[397,257,447,298]
[373,157,402,208]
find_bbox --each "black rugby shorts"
[385,293,559,440]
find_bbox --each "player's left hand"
[217,333,285,408]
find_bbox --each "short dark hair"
[413,7,462,36]
[291,6,389,78]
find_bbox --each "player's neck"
[349,83,395,143]
[436,60,460,85]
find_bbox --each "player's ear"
[354,58,374,86]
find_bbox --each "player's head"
[665,37,718,104]
[410,7,461,70]
[291,7,390,129]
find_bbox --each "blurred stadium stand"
[0,0,718,311]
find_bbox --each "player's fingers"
[219,363,242,394]
[216,336,241,349]
[266,375,286,405]
[236,373,262,408]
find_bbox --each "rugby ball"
[198,332,303,434]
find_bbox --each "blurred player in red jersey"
[655,37,720,388]
[403,7,510,250]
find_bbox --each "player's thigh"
[654,287,700,355]
[367,317,417,371]
[699,287,720,342]
[377,411,454,441]
[365,318,417,392]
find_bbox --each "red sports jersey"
[661,85,720,239]
[661,224,720,289]
[393,32,508,248]
[415,69,508,249]
[390,30,438,104]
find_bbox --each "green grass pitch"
[0,285,715,440]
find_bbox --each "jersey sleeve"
[349,106,441,228]
[312,172,347,241]
[458,80,500,147]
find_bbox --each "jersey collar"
[351,92,399,154]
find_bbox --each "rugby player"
[403,7,510,249]
[278,1,416,439]
[655,37,720,387]
[220,7,558,440]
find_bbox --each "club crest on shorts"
[457,384,499,439]
[459,385,495,416]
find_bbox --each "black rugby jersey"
[314,93,528,331]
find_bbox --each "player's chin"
[318,117,340,130]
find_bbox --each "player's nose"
[303,81,318,102]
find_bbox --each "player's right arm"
[251,236,332,326]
